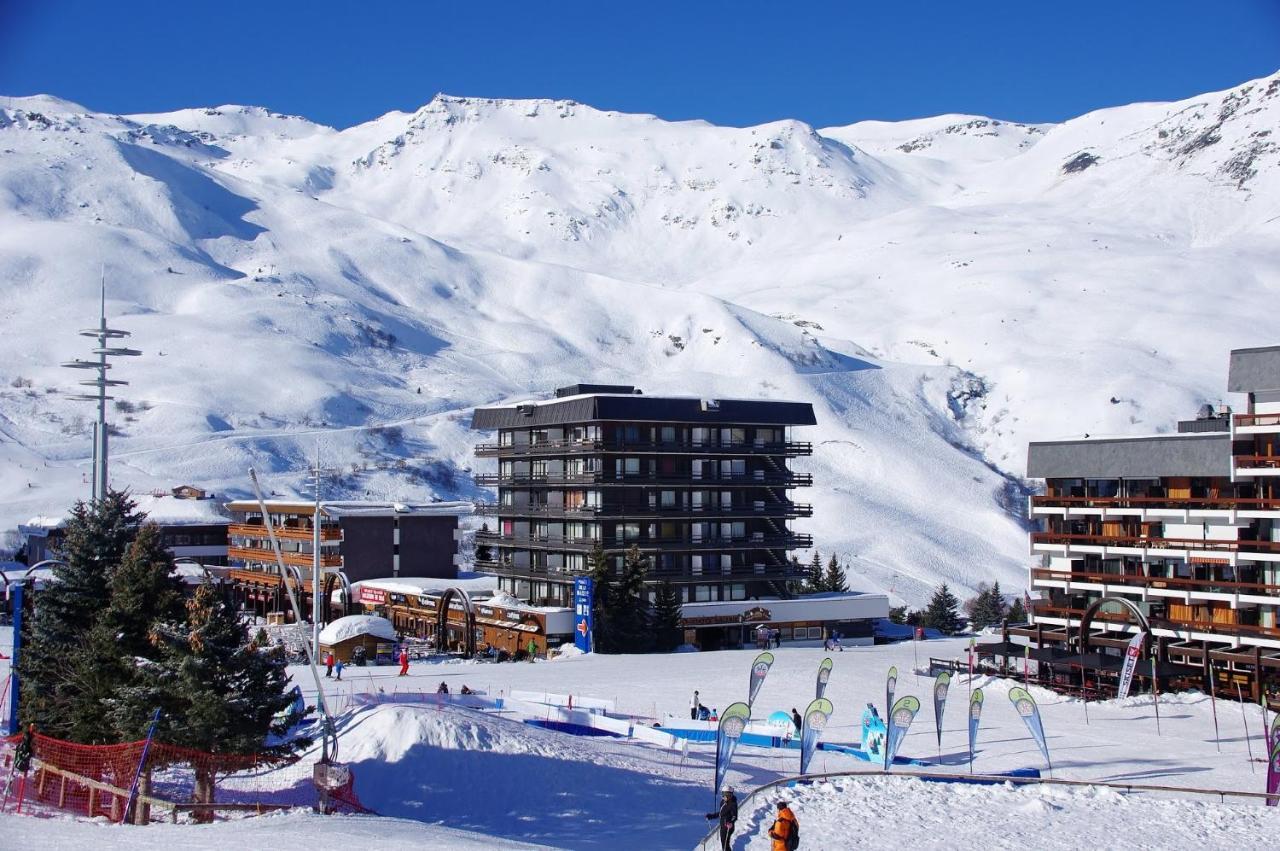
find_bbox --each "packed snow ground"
[4,70,1280,602]
[4,634,1279,849]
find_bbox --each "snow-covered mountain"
[2,71,1279,604]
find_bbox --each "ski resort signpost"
[573,577,594,653]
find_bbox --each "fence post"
[123,709,162,825]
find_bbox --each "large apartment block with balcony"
[224,499,470,622]
[471,385,816,608]
[1021,345,1280,705]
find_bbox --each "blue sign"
[573,576,594,653]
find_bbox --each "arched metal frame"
[321,571,353,621]
[172,556,218,585]
[1077,595,1152,653]
[0,558,70,594]
[436,587,476,658]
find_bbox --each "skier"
[334,658,344,681]
[704,787,739,851]
[768,800,799,851]
[791,707,803,733]
[398,648,409,677]
[526,638,537,662]
[691,690,701,720]
[324,651,335,678]
[5,723,35,813]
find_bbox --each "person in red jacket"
[324,651,335,678]
[398,648,410,677]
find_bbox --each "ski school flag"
[968,688,984,768]
[933,672,951,750]
[1116,632,1145,700]
[886,666,898,719]
[714,702,752,803]
[883,695,921,769]
[799,697,834,775]
[748,652,775,709]
[816,657,833,700]
[1008,686,1051,771]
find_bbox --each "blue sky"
[3,1,1278,129]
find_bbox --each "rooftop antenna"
[61,267,141,501]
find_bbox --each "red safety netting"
[0,730,368,822]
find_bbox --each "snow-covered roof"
[346,573,499,599]
[132,494,230,526]
[226,500,472,518]
[318,614,397,645]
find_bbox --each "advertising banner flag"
[1008,686,1051,772]
[967,688,984,774]
[886,666,898,719]
[933,672,952,752]
[1116,632,1144,700]
[747,652,774,709]
[1267,711,1280,805]
[799,697,834,775]
[713,702,752,805]
[572,577,594,653]
[816,657,834,701]
[883,695,921,770]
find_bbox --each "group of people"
[323,652,344,680]
[822,631,844,652]
[689,690,719,721]
[706,790,799,851]
[754,628,782,650]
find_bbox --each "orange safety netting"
[0,730,368,821]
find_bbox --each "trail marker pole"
[1150,655,1161,737]
[1207,661,1221,753]
[1237,682,1256,773]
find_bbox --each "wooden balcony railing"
[1030,567,1280,597]
[228,523,341,542]
[1033,604,1280,639]
[1031,495,1280,511]
[1031,531,1280,554]
[227,546,341,569]
[1235,413,1280,428]
[1234,455,1280,470]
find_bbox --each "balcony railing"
[472,559,806,582]
[1031,495,1280,512]
[227,545,342,569]
[474,472,813,487]
[1031,531,1280,554]
[1234,455,1280,470]
[475,439,813,458]
[1235,413,1280,428]
[476,532,812,552]
[228,522,342,542]
[1030,567,1280,597]
[473,502,814,519]
[1032,604,1280,640]
[226,567,317,591]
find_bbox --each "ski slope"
[3,70,1280,602]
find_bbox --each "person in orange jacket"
[768,800,798,851]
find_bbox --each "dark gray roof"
[554,384,638,398]
[1027,433,1229,479]
[1228,346,1280,393]
[472,395,817,429]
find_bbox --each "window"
[660,426,677,444]
[566,553,585,572]
[691,555,704,575]
[565,490,584,509]
[660,490,677,508]
[807,626,823,639]
[729,583,746,601]
[531,460,549,478]
[692,427,712,447]
[694,585,713,602]
[616,457,641,477]
[585,490,601,508]
[499,431,514,446]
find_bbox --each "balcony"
[1234,454,1280,477]
[476,532,812,553]
[228,522,342,542]
[472,559,807,583]
[1031,531,1280,560]
[473,471,813,488]
[226,567,317,592]
[1032,604,1280,642]
[1234,413,1280,432]
[475,439,814,458]
[1030,494,1280,513]
[228,545,342,569]
[1029,567,1280,600]
[473,502,814,519]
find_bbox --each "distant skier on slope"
[398,648,409,677]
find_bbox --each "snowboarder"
[791,707,803,733]
[705,787,739,851]
[334,658,344,681]
[691,690,701,720]
[398,648,409,677]
[324,651,335,678]
[768,800,799,851]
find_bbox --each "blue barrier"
[524,719,623,738]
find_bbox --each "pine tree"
[922,583,961,635]
[150,581,310,818]
[608,545,651,653]
[19,490,143,736]
[586,544,614,651]
[822,555,848,594]
[1008,596,1028,624]
[988,581,1007,624]
[474,522,493,563]
[68,524,186,743]
[968,582,1010,630]
[805,551,824,593]
[651,580,683,652]
[888,605,909,625]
